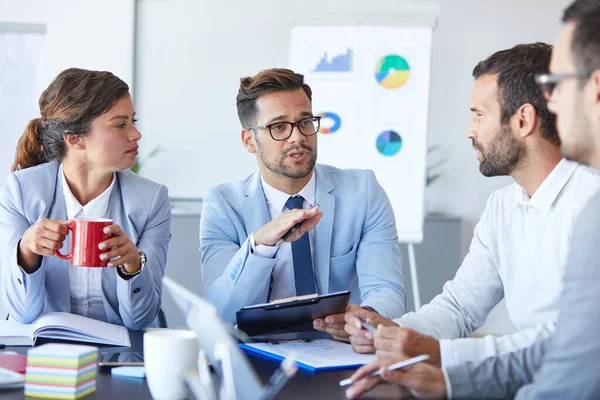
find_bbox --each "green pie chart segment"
[375,55,411,89]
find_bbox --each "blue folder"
[239,343,366,373]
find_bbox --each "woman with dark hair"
[0,68,171,330]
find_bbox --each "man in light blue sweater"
[346,0,600,398]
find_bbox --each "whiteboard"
[0,26,46,183]
[290,26,432,243]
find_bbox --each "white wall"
[429,0,572,334]
[135,0,440,198]
[0,0,135,318]
[0,0,135,93]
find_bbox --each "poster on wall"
[289,25,433,243]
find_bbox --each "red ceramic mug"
[55,218,113,267]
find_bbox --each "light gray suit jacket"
[200,164,407,323]
[0,161,171,330]
[446,188,600,399]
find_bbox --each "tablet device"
[97,352,144,367]
[236,291,350,336]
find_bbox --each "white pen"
[339,354,430,387]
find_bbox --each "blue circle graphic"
[318,112,342,134]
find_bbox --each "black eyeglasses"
[247,116,321,141]
[535,71,594,98]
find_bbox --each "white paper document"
[243,339,376,370]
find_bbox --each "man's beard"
[256,140,317,179]
[474,124,524,177]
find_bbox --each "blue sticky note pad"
[111,366,146,379]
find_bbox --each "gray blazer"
[445,188,600,399]
[0,161,171,330]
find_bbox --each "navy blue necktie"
[285,196,316,296]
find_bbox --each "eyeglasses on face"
[247,116,321,141]
[535,71,594,98]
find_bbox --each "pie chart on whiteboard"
[376,130,403,156]
[375,55,411,89]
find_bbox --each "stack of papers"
[240,339,376,372]
[25,344,98,399]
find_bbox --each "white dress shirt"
[394,159,600,369]
[249,172,317,300]
[61,164,115,322]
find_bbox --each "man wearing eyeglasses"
[346,0,600,399]
[200,68,406,330]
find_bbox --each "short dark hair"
[562,0,600,73]
[472,43,559,145]
[236,68,312,128]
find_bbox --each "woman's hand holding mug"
[20,218,140,274]
[98,224,141,273]
[19,218,70,273]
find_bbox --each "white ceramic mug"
[144,329,198,400]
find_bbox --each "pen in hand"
[360,318,377,333]
[339,354,430,387]
[276,204,320,246]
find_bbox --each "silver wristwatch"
[118,250,146,276]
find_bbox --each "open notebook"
[0,312,130,347]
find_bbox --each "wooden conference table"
[0,330,408,400]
